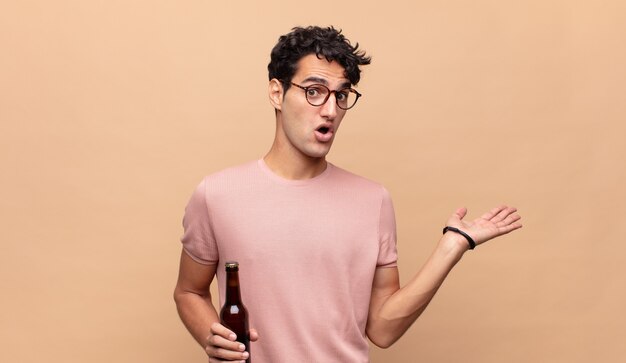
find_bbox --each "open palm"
[446,205,522,247]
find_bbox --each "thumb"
[454,207,468,220]
[446,207,467,226]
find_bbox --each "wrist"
[443,226,476,250]
[438,232,470,261]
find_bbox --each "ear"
[268,78,284,111]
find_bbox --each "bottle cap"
[225,261,239,270]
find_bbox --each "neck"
[225,271,242,303]
[263,146,327,180]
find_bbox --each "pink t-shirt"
[181,160,398,363]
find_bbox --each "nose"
[320,92,339,120]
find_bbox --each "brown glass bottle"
[219,261,251,363]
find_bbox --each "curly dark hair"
[268,26,371,92]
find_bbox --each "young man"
[174,26,522,363]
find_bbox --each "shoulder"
[329,163,391,198]
[204,160,259,181]
[196,160,262,197]
[200,160,261,186]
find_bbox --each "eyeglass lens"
[304,84,358,110]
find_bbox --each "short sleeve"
[377,187,398,267]
[180,178,219,264]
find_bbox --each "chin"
[305,152,329,160]
[298,139,335,159]
[304,148,331,159]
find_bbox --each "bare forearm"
[385,234,466,317]
[368,234,468,347]
[174,290,220,347]
[367,205,522,347]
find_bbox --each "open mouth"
[317,126,330,134]
[314,125,334,142]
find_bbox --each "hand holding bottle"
[205,322,258,362]
[206,261,257,363]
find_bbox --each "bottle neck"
[225,269,242,303]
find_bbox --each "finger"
[249,328,259,342]
[497,221,523,235]
[454,207,467,220]
[207,334,246,353]
[497,213,521,227]
[209,358,243,363]
[209,357,248,363]
[206,343,249,361]
[495,207,517,221]
[480,205,507,221]
[210,322,237,341]
[493,207,517,223]
[490,206,517,223]
[446,207,467,226]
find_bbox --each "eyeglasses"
[288,82,362,110]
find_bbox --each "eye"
[306,88,320,97]
[306,86,326,98]
[336,90,350,102]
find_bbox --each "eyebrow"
[301,76,352,89]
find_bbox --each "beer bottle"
[219,261,251,362]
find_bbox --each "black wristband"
[442,226,476,250]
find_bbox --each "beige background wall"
[1,1,625,362]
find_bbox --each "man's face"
[273,54,350,160]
